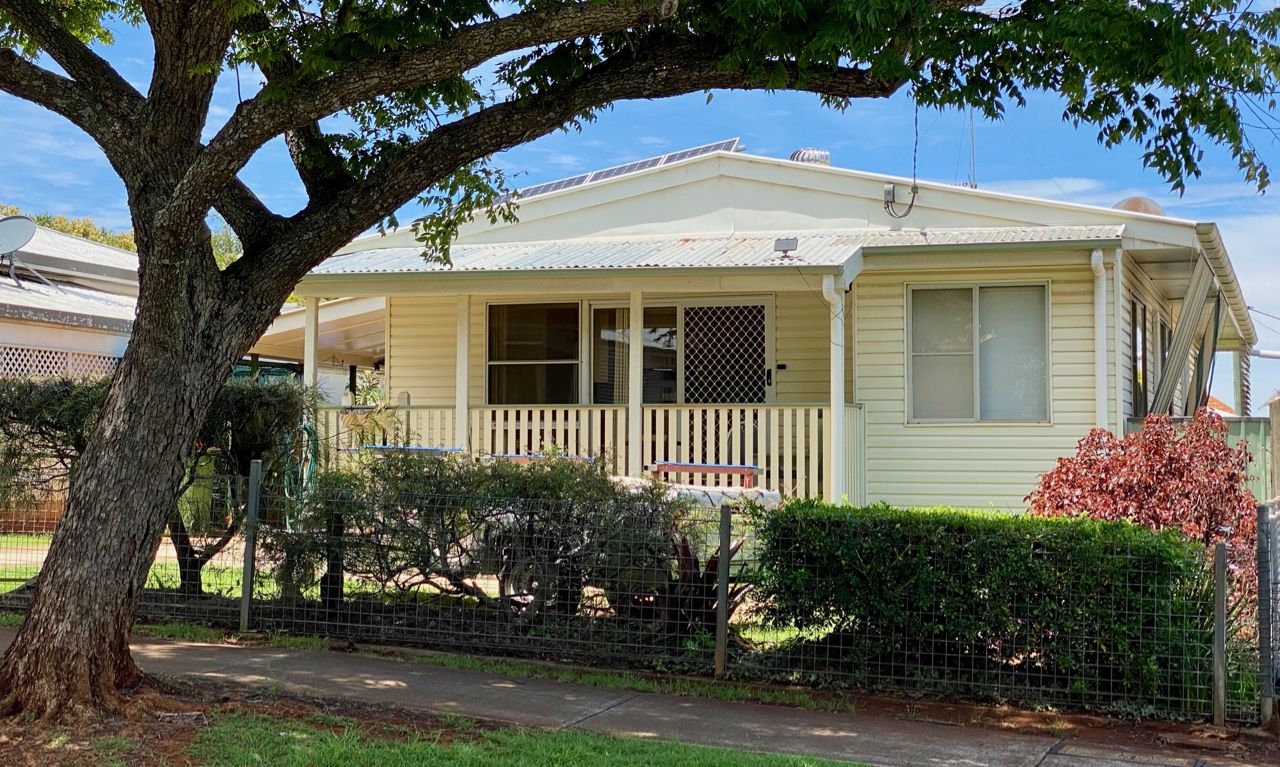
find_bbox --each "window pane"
[488,363,578,405]
[912,354,974,419]
[978,286,1047,420]
[488,303,579,361]
[912,289,972,353]
[591,307,678,404]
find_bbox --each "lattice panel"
[0,345,119,378]
[683,305,767,403]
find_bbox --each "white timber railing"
[316,403,848,498]
[468,406,628,473]
[844,403,866,504]
[640,404,826,496]
[315,405,455,458]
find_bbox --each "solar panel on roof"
[517,173,593,198]
[589,157,664,182]
[513,138,740,200]
[660,138,741,164]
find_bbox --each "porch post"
[455,295,470,450]
[303,297,319,390]
[822,276,845,502]
[627,290,643,477]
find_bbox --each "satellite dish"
[0,216,36,255]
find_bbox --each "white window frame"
[484,299,582,405]
[587,295,776,405]
[905,281,1052,425]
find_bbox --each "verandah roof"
[310,225,1127,276]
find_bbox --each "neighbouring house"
[0,221,368,403]
[267,140,1259,508]
[0,225,136,378]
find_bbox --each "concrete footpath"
[0,628,1259,767]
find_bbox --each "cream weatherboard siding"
[385,295,457,405]
[772,290,834,404]
[385,291,834,408]
[853,263,1101,510]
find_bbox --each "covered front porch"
[315,400,863,499]
[296,270,864,500]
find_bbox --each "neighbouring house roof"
[314,225,1127,276]
[11,226,138,292]
[0,275,136,333]
[1206,395,1236,416]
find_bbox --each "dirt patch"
[0,676,491,766]
[0,687,207,767]
[829,690,1280,765]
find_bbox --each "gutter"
[1196,223,1255,347]
[0,303,134,334]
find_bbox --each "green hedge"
[747,500,1215,715]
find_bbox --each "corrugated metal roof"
[312,225,1125,276]
[0,276,136,332]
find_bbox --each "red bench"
[648,461,760,488]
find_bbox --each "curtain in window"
[978,286,1047,421]
[910,288,974,419]
[487,303,579,404]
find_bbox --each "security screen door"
[682,304,770,404]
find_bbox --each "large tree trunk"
[0,223,286,720]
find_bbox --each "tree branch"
[226,37,900,301]
[137,2,235,160]
[212,179,286,256]
[0,0,142,114]
[177,1,679,221]
[0,49,127,144]
[235,9,359,203]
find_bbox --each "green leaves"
[748,499,1215,713]
[0,0,129,57]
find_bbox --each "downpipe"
[1091,249,1109,431]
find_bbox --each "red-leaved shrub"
[1027,408,1256,593]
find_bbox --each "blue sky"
[1,20,1278,411]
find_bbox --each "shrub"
[263,453,695,624]
[1026,408,1256,596]
[749,500,1214,713]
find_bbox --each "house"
[0,225,137,378]
[292,139,1256,509]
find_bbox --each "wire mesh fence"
[0,469,1275,726]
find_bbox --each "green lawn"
[0,533,53,548]
[187,712,859,767]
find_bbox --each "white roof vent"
[789,147,832,166]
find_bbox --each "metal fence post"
[1213,540,1228,727]
[239,459,262,634]
[714,503,732,678]
[1260,504,1277,725]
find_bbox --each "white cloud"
[982,177,1109,200]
